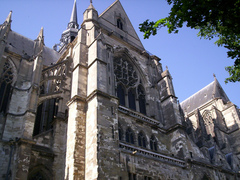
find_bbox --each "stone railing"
[118,106,161,126]
[119,142,186,167]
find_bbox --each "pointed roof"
[87,0,96,10]
[180,77,230,114]
[68,0,78,29]
[98,0,144,51]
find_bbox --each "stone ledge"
[119,142,186,168]
[118,106,161,127]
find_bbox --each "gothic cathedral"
[0,1,240,179]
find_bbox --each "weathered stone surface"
[0,1,240,180]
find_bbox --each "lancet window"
[117,84,125,106]
[126,127,134,144]
[150,135,158,151]
[138,131,147,148]
[114,56,147,115]
[128,88,136,111]
[0,60,14,114]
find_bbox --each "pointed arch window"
[150,135,157,151]
[114,56,148,115]
[126,127,134,144]
[0,60,14,114]
[128,88,136,110]
[138,85,146,114]
[117,84,125,106]
[138,131,147,148]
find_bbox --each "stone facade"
[0,0,240,179]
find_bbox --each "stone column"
[65,97,86,180]
[14,139,35,180]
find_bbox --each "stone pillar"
[52,118,67,180]
[65,97,86,180]
[15,139,35,180]
[65,27,88,179]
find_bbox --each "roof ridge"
[180,81,215,105]
[99,0,119,17]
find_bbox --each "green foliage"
[139,0,240,83]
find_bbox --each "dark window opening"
[139,95,146,114]
[33,103,43,136]
[128,89,136,110]
[126,127,134,144]
[117,19,123,30]
[117,84,125,106]
[202,175,210,180]
[70,36,75,42]
[118,126,123,141]
[138,85,146,114]
[138,131,146,148]
[28,170,48,180]
[128,173,136,180]
[33,98,58,136]
[150,135,157,151]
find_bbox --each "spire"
[68,0,79,29]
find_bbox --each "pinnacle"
[37,27,44,44]
[5,11,12,24]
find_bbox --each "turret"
[83,0,98,22]
[158,67,182,128]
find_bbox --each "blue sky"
[0,0,239,107]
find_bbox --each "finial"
[213,73,216,78]
[166,66,168,70]
[90,0,92,3]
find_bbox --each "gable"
[98,0,144,51]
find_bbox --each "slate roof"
[180,78,230,114]
[6,31,60,66]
